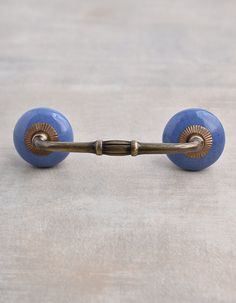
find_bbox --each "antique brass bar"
[33,134,204,157]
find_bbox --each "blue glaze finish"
[13,108,73,167]
[162,109,225,171]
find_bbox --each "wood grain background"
[0,0,236,302]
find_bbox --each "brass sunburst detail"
[179,125,213,158]
[24,123,58,156]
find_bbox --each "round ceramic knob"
[13,108,73,167]
[162,108,225,171]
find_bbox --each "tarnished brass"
[32,134,205,157]
[179,125,213,158]
[25,123,58,155]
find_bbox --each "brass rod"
[32,134,204,156]
[137,141,202,155]
[33,138,97,154]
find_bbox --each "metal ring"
[95,140,103,155]
[179,125,213,158]
[25,123,58,155]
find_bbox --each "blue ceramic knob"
[13,108,73,167]
[162,108,225,171]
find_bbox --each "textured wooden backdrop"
[0,0,236,302]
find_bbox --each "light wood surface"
[0,1,236,302]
